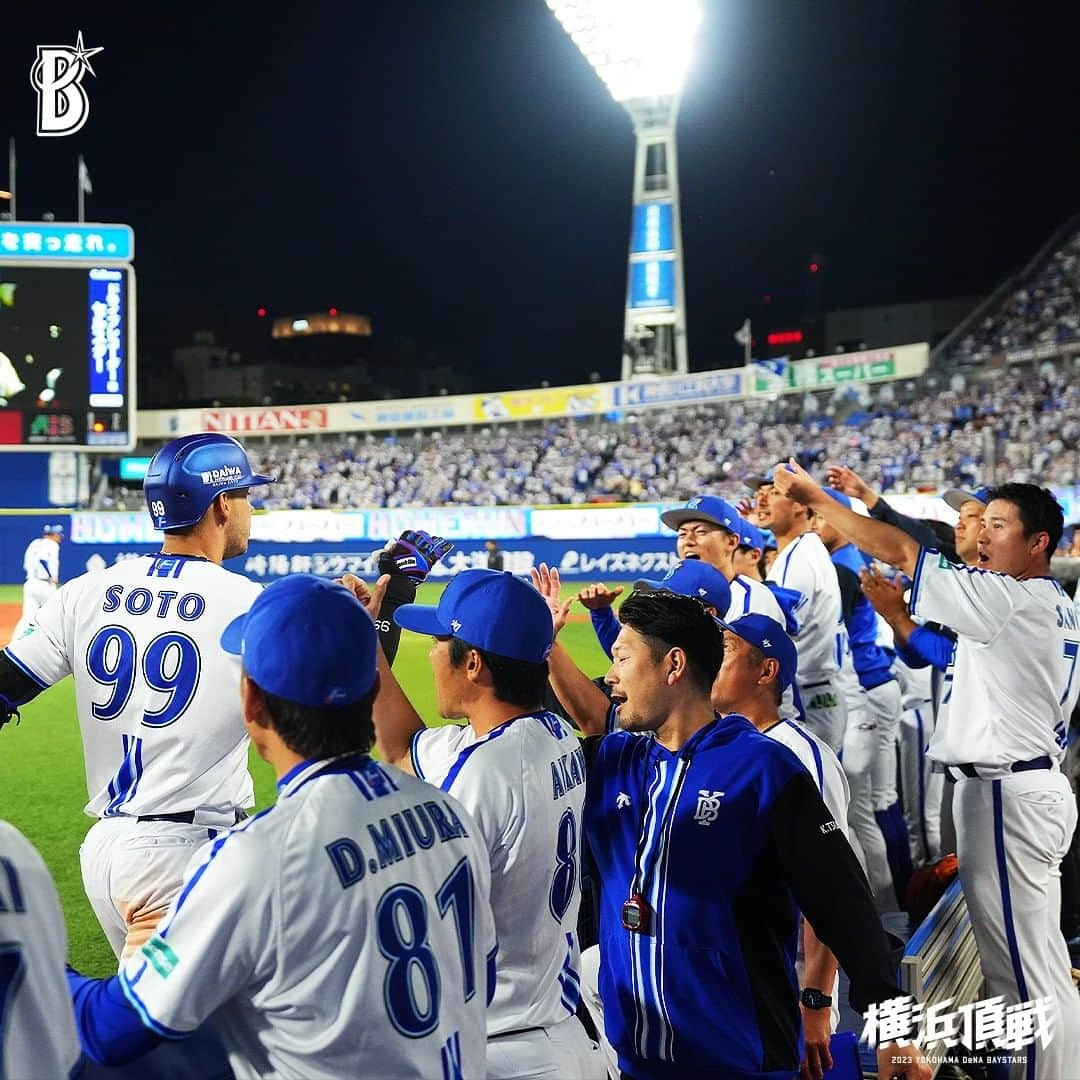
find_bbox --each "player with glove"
[373,529,453,663]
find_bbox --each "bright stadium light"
[547,0,703,378]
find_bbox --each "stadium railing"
[896,877,982,1078]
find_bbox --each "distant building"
[165,311,376,407]
[824,297,980,354]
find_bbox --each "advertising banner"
[472,385,608,422]
[613,371,742,409]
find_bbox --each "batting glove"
[378,529,454,584]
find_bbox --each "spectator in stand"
[97,354,1080,512]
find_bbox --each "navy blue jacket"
[584,716,902,1079]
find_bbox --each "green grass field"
[0,580,615,975]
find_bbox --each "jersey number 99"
[86,626,201,727]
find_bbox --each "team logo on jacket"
[616,792,631,809]
[693,789,725,825]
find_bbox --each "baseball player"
[813,489,905,910]
[775,462,1080,1080]
[371,569,603,1079]
[580,496,789,661]
[0,819,82,1080]
[749,469,847,753]
[0,432,273,964]
[733,517,767,581]
[582,589,929,1080]
[827,467,982,862]
[11,523,63,641]
[65,574,497,1079]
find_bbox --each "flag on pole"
[78,157,93,194]
[733,319,751,346]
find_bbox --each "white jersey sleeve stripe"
[781,720,824,792]
[779,535,804,586]
[438,721,517,793]
[119,964,192,1039]
[1,647,49,689]
[410,731,426,779]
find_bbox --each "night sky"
[2,1,1075,392]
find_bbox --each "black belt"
[489,1026,544,1040]
[943,756,1053,782]
[135,809,248,825]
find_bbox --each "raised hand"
[575,583,624,611]
[529,562,573,637]
[859,564,908,622]
[378,530,453,583]
[825,464,876,508]
[338,573,391,621]
[770,458,823,506]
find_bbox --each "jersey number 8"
[86,626,201,727]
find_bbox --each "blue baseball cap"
[634,559,732,615]
[760,529,778,552]
[394,569,553,663]
[717,613,798,692]
[221,574,378,707]
[942,486,992,513]
[737,519,764,551]
[661,495,741,535]
[44,523,64,535]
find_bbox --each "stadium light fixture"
[547,0,703,379]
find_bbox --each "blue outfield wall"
[0,514,681,584]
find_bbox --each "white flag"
[733,319,751,346]
[78,157,92,194]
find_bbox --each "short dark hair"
[254,680,377,760]
[447,637,548,708]
[986,483,1064,555]
[617,591,724,695]
[163,488,248,536]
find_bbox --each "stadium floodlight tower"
[547,0,702,380]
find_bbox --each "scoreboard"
[0,222,135,451]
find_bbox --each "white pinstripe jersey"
[411,711,586,1036]
[4,554,261,822]
[910,550,1080,767]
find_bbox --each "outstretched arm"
[774,460,921,576]
[531,565,613,736]
[339,573,423,771]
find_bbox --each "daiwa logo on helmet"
[200,465,245,485]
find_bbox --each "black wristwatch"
[800,988,833,1010]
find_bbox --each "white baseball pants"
[486,1013,605,1080]
[11,579,56,641]
[80,816,221,966]
[953,768,1080,1079]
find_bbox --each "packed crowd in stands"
[98,355,1080,511]
[949,222,1080,365]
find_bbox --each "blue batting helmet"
[144,433,275,531]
